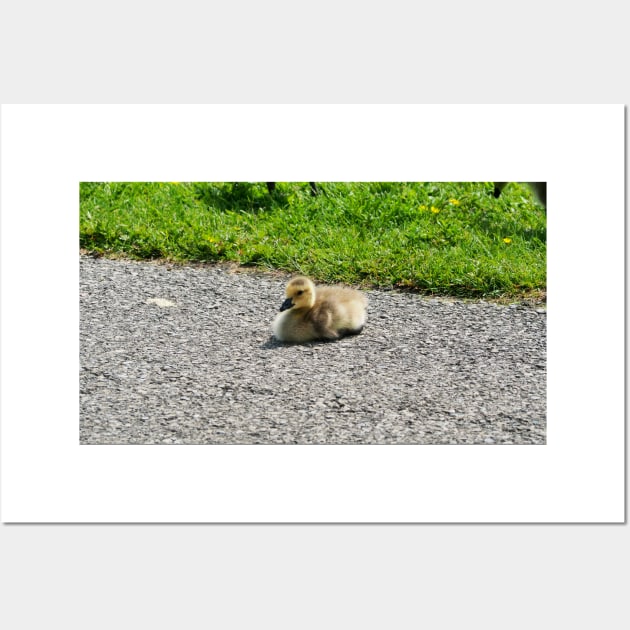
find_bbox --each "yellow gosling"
[272,276,368,343]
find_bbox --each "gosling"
[272,276,368,343]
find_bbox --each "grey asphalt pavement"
[80,255,546,444]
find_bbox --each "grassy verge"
[80,182,546,300]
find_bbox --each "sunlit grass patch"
[80,181,546,300]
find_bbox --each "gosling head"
[279,276,316,311]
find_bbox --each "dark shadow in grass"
[194,182,290,214]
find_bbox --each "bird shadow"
[260,337,322,350]
[261,338,284,350]
[260,335,357,350]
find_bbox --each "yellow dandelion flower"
[448,198,460,205]
[503,237,512,244]
[419,204,428,211]
[431,206,440,214]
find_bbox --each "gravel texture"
[80,255,546,445]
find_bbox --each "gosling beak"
[280,297,294,312]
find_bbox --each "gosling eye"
[296,290,304,296]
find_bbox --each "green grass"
[79,182,546,300]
